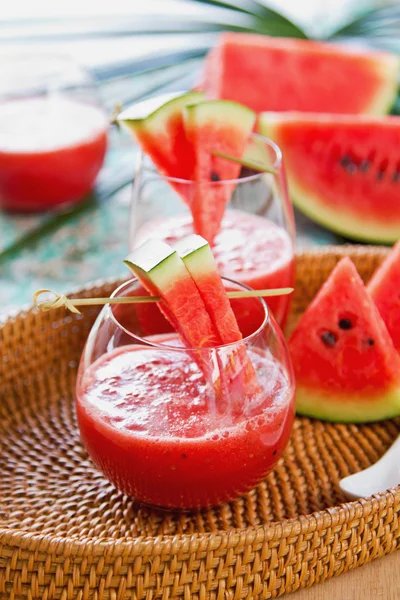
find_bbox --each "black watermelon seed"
[365,338,375,346]
[321,331,338,347]
[377,159,389,181]
[181,453,188,459]
[340,155,352,168]
[339,318,353,330]
[393,171,400,183]
[272,449,277,456]
[210,171,220,182]
[359,160,370,172]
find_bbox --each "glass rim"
[108,276,270,352]
[138,133,282,186]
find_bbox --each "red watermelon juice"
[0,96,107,212]
[136,210,294,332]
[76,341,295,509]
[76,279,295,509]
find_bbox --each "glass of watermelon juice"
[0,52,108,212]
[130,135,295,331]
[76,277,295,509]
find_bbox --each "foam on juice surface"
[136,210,293,277]
[0,97,107,153]
[81,344,291,440]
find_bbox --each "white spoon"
[339,435,400,500]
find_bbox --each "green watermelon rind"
[118,91,205,136]
[365,53,400,115]
[296,384,400,423]
[261,118,400,244]
[183,100,255,131]
[287,177,400,244]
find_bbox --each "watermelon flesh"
[124,240,220,349]
[183,100,256,244]
[118,91,204,203]
[260,113,400,243]
[202,33,400,115]
[174,234,261,401]
[174,234,242,344]
[289,257,400,422]
[368,241,400,351]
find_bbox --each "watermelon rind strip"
[296,384,400,423]
[364,54,400,116]
[118,90,205,135]
[289,176,400,244]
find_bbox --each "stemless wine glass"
[129,134,295,331]
[0,51,108,212]
[76,277,295,509]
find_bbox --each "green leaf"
[189,0,307,38]
[330,5,400,42]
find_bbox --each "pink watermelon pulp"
[202,33,400,115]
[120,94,256,246]
[289,257,400,422]
[124,240,220,349]
[260,113,400,243]
[174,234,261,399]
[118,91,204,181]
[183,100,256,244]
[174,234,242,344]
[368,242,400,352]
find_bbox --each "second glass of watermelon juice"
[76,277,295,509]
[130,134,295,331]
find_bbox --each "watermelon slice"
[289,257,400,422]
[260,113,400,243]
[174,234,261,399]
[368,241,400,351]
[174,234,242,344]
[118,91,204,181]
[183,100,256,244]
[124,239,220,349]
[202,33,400,115]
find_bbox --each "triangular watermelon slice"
[124,239,220,349]
[183,100,256,245]
[174,234,242,344]
[118,91,204,182]
[289,257,400,422]
[174,234,261,400]
[368,241,400,351]
[260,112,400,243]
[202,33,400,115]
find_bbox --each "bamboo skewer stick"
[33,287,294,315]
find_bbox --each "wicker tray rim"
[0,244,398,554]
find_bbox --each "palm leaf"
[329,4,400,52]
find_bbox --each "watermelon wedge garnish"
[368,241,400,352]
[118,91,204,183]
[202,33,400,115]
[174,234,261,398]
[260,112,400,243]
[289,257,400,422]
[124,239,220,349]
[174,234,242,344]
[183,100,256,244]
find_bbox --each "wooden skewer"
[33,287,294,315]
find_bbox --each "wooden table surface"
[293,551,400,600]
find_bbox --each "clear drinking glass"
[76,277,295,509]
[129,134,295,331]
[0,52,108,212]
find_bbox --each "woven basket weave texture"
[0,246,399,599]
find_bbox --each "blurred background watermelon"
[1,0,399,312]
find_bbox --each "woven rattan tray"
[1,246,399,599]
